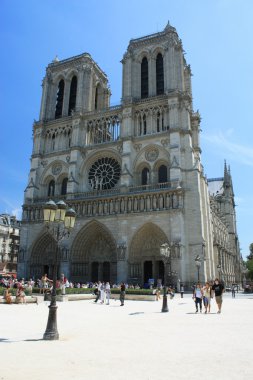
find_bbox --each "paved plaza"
[0,293,252,380]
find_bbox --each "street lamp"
[43,200,76,340]
[195,255,201,282]
[217,264,221,281]
[160,243,171,313]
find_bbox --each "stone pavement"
[0,293,252,380]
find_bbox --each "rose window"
[88,157,121,190]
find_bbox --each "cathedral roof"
[207,178,224,196]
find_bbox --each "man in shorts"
[212,278,224,313]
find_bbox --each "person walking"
[155,286,161,301]
[193,283,203,313]
[180,284,184,298]
[120,282,126,306]
[105,282,111,305]
[40,274,51,295]
[100,282,105,304]
[231,284,236,298]
[202,282,212,313]
[212,278,224,313]
[94,281,101,303]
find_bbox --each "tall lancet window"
[156,53,164,95]
[68,76,77,115]
[141,57,149,99]
[141,167,150,185]
[61,177,68,195]
[48,180,55,197]
[55,79,65,119]
[158,165,167,183]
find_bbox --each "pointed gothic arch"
[29,232,57,279]
[71,220,117,282]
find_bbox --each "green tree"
[247,243,253,260]
[246,243,253,279]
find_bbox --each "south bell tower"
[20,23,240,287]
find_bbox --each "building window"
[68,76,77,115]
[95,85,99,110]
[48,180,55,197]
[158,165,167,183]
[61,178,68,195]
[157,112,160,132]
[55,79,65,119]
[143,114,147,135]
[141,168,150,185]
[88,157,121,190]
[156,53,164,95]
[141,57,149,99]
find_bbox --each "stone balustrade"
[22,187,184,222]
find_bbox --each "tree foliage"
[247,243,253,260]
[246,243,253,279]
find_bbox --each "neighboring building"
[18,23,241,287]
[0,214,21,276]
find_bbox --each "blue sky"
[1,0,252,258]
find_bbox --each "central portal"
[144,261,153,284]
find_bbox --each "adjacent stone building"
[0,214,21,276]
[18,23,241,287]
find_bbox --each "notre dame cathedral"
[18,23,242,288]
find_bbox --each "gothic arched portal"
[71,220,117,283]
[129,223,169,285]
[29,233,58,279]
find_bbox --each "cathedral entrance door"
[157,260,165,285]
[103,262,110,282]
[91,262,99,282]
[144,261,153,285]
[43,265,49,276]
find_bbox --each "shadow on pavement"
[186,312,218,315]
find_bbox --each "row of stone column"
[219,249,236,284]
[71,191,183,217]
[23,191,183,222]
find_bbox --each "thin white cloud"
[203,131,253,167]
[0,197,22,219]
[11,208,22,219]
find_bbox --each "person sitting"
[4,286,12,304]
[16,285,26,304]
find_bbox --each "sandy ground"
[0,293,252,380]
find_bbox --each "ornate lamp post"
[195,255,201,283]
[43,200,76,340]
[217,264,221,281]
[160,243,171,313]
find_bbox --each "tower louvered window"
[156,53,164,95]
[141,57,149,99]
[68,76,77,115]
[55,79,65,119]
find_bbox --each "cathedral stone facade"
[18,23,242,288]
